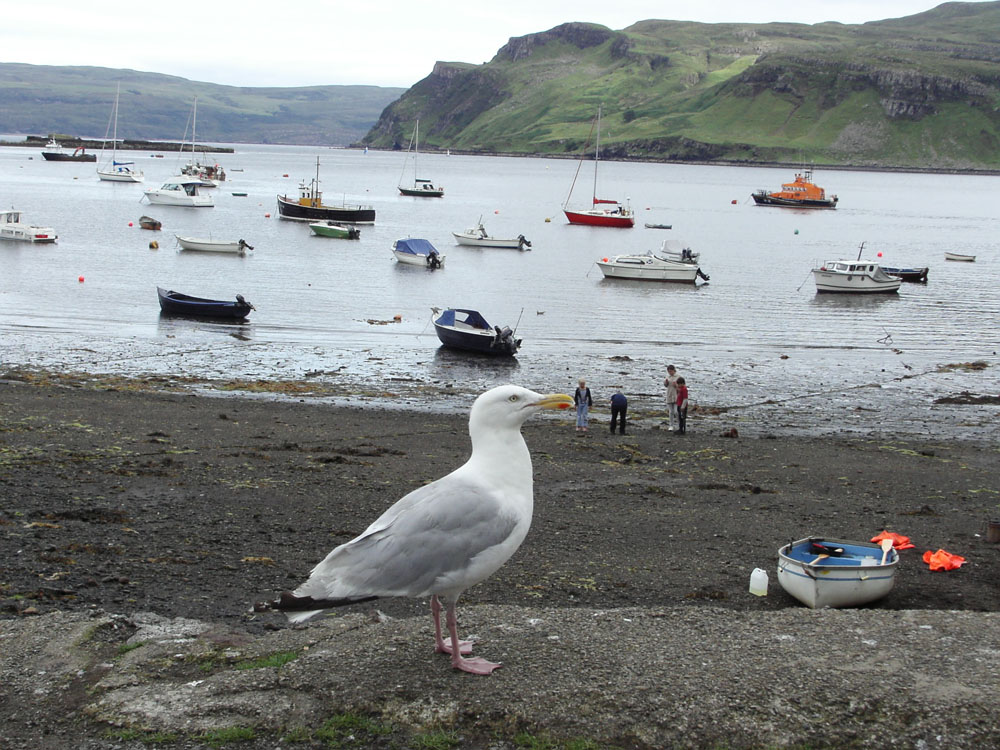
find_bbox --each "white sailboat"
[97,83,144,183]
[397,120,443,197]
[179,97,225,186]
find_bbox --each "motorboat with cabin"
[143,176,214,207]
[0,209,58,243]
[752,168,838,209]
[277,157,376,223]
[596,239,708,283]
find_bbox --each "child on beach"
[675,377,689,435]
[574,379,592,432]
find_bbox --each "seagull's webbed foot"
[431,595,474,655]
[451,654,502,675]
[442,597,501,675]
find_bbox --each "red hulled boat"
[563,106,634,228]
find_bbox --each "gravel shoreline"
[1,375,998,748]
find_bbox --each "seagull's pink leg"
[431,595,472,655]
[445,599,501,675]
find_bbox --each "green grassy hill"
[362,1,1000,169]
[0,64,405,146]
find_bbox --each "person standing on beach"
[610,389,628,435]
[574,379,592,432]
[663,365,679,431]
[675,377,689,435]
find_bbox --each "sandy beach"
[1,372,998,748]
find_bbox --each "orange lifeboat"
[752,168,838,209]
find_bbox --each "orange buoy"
[265,213,271,218]
[78,276,85,283]
[602,257,609,262]
[731,199,738,204]
[128,222,133,227]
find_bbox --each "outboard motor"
[518,234,532,250]
[426,249,442,269]
[696,268,710,282]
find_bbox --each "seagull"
[254,384,573,674]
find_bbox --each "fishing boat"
[157,286,254,319]
[596,240,708,283]
[944,252,976,262]
[277,157,376,223]
[178,98,226,186]
[309,221,360,239]
[41,138,96,162]
[452,219,531,249]
[176,236,253,255]
[752,168,838,209]
[777,537,899,609]
[881,265,929,282]
[0,209,57,243]
[397,120,443,197]
[433,308,520,356]
[392,238,444,268]
[138,215,162,230]
[97,84,144,183]
[812,260,901,293]
[143,176,214,207]
[563,105,634,228]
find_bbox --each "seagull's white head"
[469,385,574,435]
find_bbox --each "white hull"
[452,231,524,249]
[0,210,57,243]
[393,249,445,267]
[812,260,901,293]
[777,538,899,609]
[944,252,975,262]
[176,236,248,254]
[597,259,699,282]
[144,178,214,207]
[98,168,144,183]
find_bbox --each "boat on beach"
[277,157,376,223]
[596,240,708,283]
[433,308,521,356]
[393,238,444,268]
[752,168,838,209]
[0,209,57,243]
[157,286,254,319]
[944,252,976,262]
[452,219,530,249]
[175,236,253,255]
[777,537,899,609]
[398,120,443,197]
[563,106,634,228]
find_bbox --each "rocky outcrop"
[493,22,620,62]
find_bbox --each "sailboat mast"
[414,120,419,178]
[592,104,601,207]
[111,83,119,161]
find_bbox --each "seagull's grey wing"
[296,474,521,600]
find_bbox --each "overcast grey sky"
[1,1,979,88]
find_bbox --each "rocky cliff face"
[493,22,620,62]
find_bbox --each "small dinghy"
[176,236,253,255]
[309,221,360,239]
[944,252,975,262]
[777,537,899,609]
[157,287,255,319]
[139,215,162,231]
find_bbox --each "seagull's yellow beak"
[535,393,574,411]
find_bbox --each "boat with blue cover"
[392,238,444,267]
[433,308,520,356]
[777,537,899,609]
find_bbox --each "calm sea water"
[1,141,997,439]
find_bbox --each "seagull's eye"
[508,395,518,402]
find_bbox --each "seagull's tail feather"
[253,590,379,623]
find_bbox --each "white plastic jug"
[749,568,769,596]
